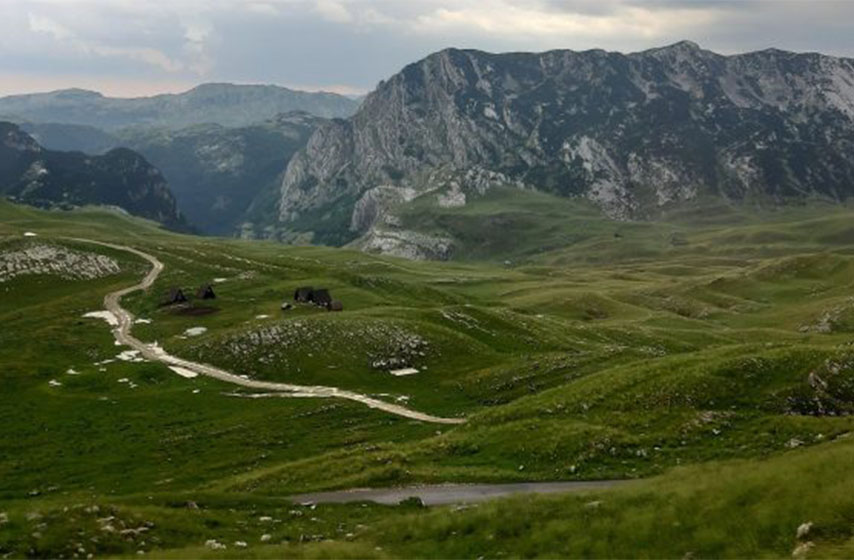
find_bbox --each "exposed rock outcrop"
[278,42,854,254]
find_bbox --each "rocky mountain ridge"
[0,122,185,227]
[278,41,854,257]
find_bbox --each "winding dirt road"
[72,238,465,425]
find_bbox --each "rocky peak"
[0,122,41,153]
[278,43,854,255]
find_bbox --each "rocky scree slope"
[0,122,185,227]
[278,42,854,256]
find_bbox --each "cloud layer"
[1,0,852,97]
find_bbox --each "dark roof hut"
[165,287,187,305]
[294,286,314,302]
[328,300,344,312]
[196,284,216,300]
[311,288,333,307]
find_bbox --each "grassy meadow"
[2,194,854,558]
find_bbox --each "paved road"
[288,480,632,506]
[72,238,466,425]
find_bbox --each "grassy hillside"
[2,199,854,558]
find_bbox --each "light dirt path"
[71,238,465,425]
[288,480,633,506]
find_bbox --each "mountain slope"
[18,121,120,154]
[277,42,854,255]
[0,83,358,130]
[0,122,184,227]
[15,114,326,236]
[115,112,326,236]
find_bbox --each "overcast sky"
[1,0,853,98]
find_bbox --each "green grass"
[4,197,854,557]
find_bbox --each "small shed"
[311,288,332,307]
[165,287,187,305]
[196,284,216,300]
[294,286,314,302]
[328,300,344,312]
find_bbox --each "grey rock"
[278,42,854,255]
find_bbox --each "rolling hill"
[3,198,854,557]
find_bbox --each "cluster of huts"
[161,282,343,313]
[291,286,343,311]
[164,284,216,305]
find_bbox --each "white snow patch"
[183,326,207,337]
[23,232,37,237]
[116,350,144,362]
[169,366,198,379]
[213,277,227,283]
[83,310,119,327]
[134,318,152,324]
[255,314,270,319]
[148,342,168,358]
[48,379,62,387]
[66,368,79,375]
[390,367,419,377]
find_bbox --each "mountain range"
[3,44,854,258]
[2,84,350,233]
[277,41,854,258]
[0,83,358,130]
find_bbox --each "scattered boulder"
[796,522,813,540]
[204,539,226,550]
[792,541,814,558]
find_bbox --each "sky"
[1,0,853,98]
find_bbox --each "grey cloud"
[1,0,853,97]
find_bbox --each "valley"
[2,30,854,559]
[3,198,854,557]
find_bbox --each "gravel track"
[72,238,465,425]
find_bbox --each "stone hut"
[196,284,216,299]
[311,288,332,307]
[165,287,187,305]
[294,286,314,302]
